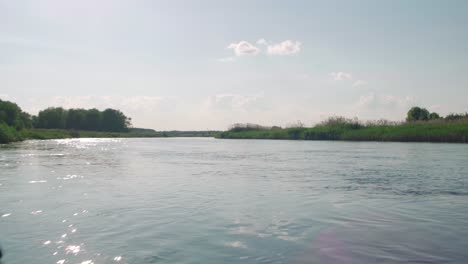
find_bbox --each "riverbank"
[0,128,220,144]
[22,129,167,140]
[217,121,468,143]
[0,128,163,144]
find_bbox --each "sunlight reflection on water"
[1,138,467,264]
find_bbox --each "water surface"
[1,138,468,263]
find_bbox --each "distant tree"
[429,112,440,120]
[37,107,67,129]
[0,99,32,129]
[445,113,467,121]
[66,109,87,130]
[0,99,21,126]
[84,108,102,131]
[34,107,130,132]
[101,108,130,132]
[406,107,430,122]
[18,111,33,129]
[31,115,39,128]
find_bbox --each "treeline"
[1,99,132,143]
[406,106,468,122]
[35,107,131,132]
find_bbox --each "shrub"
[0,123,21,144]
[429,112,441,120]
[445,113,468,121]
[318,116,363,129]
[228,123,270,132]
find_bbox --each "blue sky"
[1,0,467,130]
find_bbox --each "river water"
[1,138,467,264]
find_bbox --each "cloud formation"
[266,40,301,55]
[226,39,301,57]
[330,72,353,81]
[227,41,260,56]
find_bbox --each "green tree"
[0,99,22,126]
[0,99,32,129]
[101,108,130,132]
[37,107,68,129]
[66,109,87,130]
[406,107,430,122]
[445,113,468,121]
[34,107,130,131]
[17,111,32,129]
[84,108,101,131]
[429,112,440,120]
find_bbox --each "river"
[1,138,467,263]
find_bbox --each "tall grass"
[218,117,468,143]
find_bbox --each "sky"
[1,0,468,130]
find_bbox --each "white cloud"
[267,40,301,55]
[256,38,267,45]
[227,41,260,56]
[352,80,368,87]
[0,94,9,100]
[225,39,302,57]
[330,72,353,81]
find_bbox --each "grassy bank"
[0,128,221,144]
[20,129,167,140]
[217,120,468,143]
[0,128,165,143]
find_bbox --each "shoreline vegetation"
[21,129,221,141]
[217,114,468,143]
[2,98,468,144]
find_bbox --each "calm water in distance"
[1,138,468,264]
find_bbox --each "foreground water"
[1,138,468,264]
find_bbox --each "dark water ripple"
[1,138,468,264]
